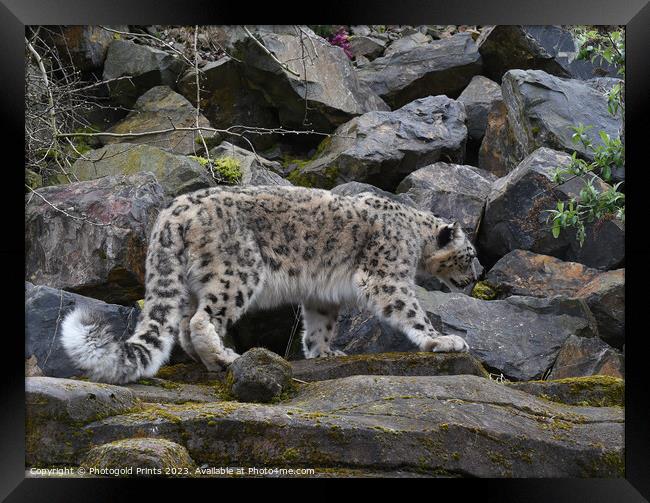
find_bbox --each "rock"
[219,26,389,133]
[49,25,129,72]
[331,181,415,207]
[226,348,293,403]
[457,75,502,142]
[486,251,624,347]
[178,57,282,151]
[67,143,215,197]
[25,172,165,304]
[103,39,187,107]
[350,25,372,37]
[26,376,139,465]
[507,375,624,407]
[477,148,624,269]
[334,286,598,381]
[501,70,623,163]
[295,96,468,191]
[101,86,217,155]
[357,33,482,109]
[383,32,431,57]
[576,270,624,348]
[208,142,290,186]
[154,362,224,384]
[81,438,195,474]
[486,249,601,298]
[82,375,623,477]
[25,283,139,378]
[395,162,495,239]
[477,25,572,82]
[478,100,524,177]
[349,35,386,60]
[548,335,624,380]
[291,352,488,382]
[125,379,226,404]
[478,26,619,83]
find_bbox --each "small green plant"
[547,26,624,246]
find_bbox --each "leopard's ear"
[437,223,454,248]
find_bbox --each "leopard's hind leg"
[301,303,344,358]
[188,249,265,371]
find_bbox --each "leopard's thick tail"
[61,211,188,384]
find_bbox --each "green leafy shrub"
[547,26,624,246]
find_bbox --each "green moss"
[471,281,498,300]
[189,155,242,185]
[286,168,314,188]
[525,375,624,407]
[25,169,43,189]
[314,136,332,156]
[280,448,300,462]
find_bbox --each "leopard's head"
[420,221,480,292]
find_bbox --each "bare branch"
[243,26,301,77]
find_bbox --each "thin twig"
[243,26,301,77]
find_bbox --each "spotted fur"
[61,186,478,384]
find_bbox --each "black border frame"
[2,1,648,500]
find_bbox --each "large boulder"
[25,172,165,304]
[75,374,623,477]
[178,57,282,151]
[102,86,216,155]
[294,96,468,191]
[477,25,619,83]
[357,32,482,109]
[548,335,624,380]
[501,70,623,163]
[334,286,598,381]
[103,39,186,107]
[478,100,524,177]
[208,142,290,186]
[26,376,139,466]
[395,162,496,240]
[216,26,389,133]
[48,25,129,72]
[486,251,624,347]
[477,148,624,269]
[25,283,139,378]
[66,143,215,197]
[457,75,502,143]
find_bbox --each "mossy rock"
[291,351,489,382]
[81,438,195,475]
[226,348,293,403]
[507,375,624,407]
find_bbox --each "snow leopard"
[61,185,479,384]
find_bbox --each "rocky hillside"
[25,25,624,477]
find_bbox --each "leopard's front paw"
[425,335,469,353]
